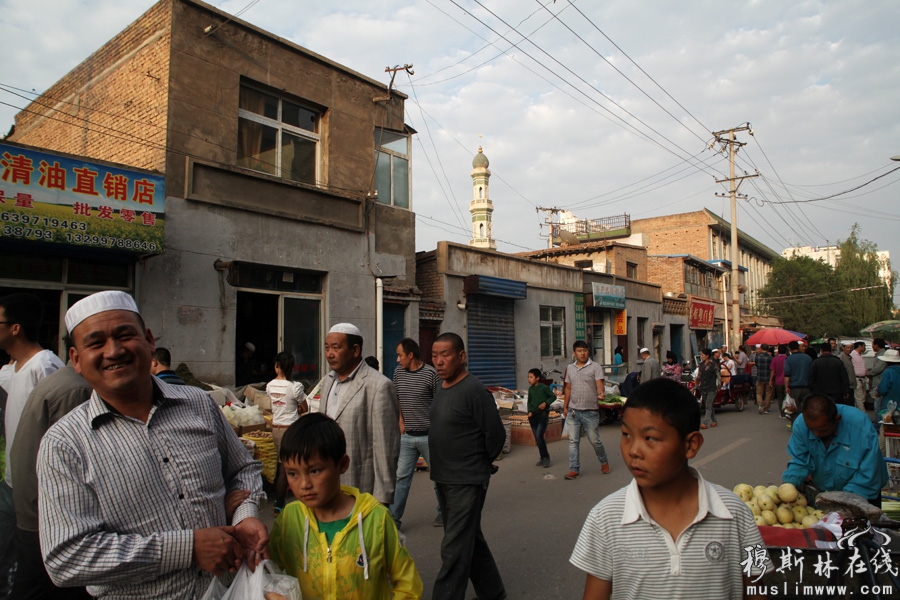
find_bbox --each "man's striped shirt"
[393,363,440,433]
[38,378,264,599]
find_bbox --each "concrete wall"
[139,195,383,383]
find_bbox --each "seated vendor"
[782,394,888,507]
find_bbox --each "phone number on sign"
[1,225,158,252]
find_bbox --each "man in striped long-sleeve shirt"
[388,338,442,528]
[37,291,267,599]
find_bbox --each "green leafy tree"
[833,224,895,334]
[760,225,896,337]
[759,255,834,337]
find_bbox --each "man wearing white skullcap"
[318,323,400,504]
[37,291,267,598]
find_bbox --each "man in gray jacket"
[639,347,661,383]
[318,323,401,504]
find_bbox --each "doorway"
[235,291,321,387]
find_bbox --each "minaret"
[469,146,496,249]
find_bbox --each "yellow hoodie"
[269,486,423,599]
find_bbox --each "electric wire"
[446,0,724,179]
[535,0,710,147]
[744,135,828,241]
[562,0,711,137]
[405,78,470,231]
[203,0,264,37]
[758,166,900,205]
[413,2,564,87]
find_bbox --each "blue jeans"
[529,412,550,460]
[566,409,608,473]
[389,433,439,523]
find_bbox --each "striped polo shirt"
[392,363,440,434]
[570,468,771,599]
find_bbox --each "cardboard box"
[231,422,268,437]
[509,415,563,446]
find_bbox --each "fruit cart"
[598,396,625,424]
[753,492,900,600]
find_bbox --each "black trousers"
[433,482,506,600]
[11,528,90,600]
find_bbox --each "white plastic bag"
[783,394,797,414]
[202,560,301,600]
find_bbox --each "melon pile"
[733,483,825,528]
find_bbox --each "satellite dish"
[558,230,581,246]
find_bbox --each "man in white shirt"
[0,293,63,594]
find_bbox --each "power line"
[413,2,563,87]
[405,80,470,231]
[561,0,711,136]
[445,0,724,179]
[759,166,900,204]
[536,0,710,147]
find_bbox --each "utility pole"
[712,125,758,350]
[536,206,563,248]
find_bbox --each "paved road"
[259,401,800,598]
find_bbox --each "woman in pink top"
[771,344,788,417]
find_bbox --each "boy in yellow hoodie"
[269,413,423,599]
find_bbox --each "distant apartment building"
[782,245,893,287]
[630,209,777,313]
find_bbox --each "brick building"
[632,209,777,314]
[3,0,418,384]
[516,240,648,281]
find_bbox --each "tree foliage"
[759,225,895,338]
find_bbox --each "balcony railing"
[554,213,631,241]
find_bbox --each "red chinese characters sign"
[689,300,715,329]
[0,142,164,254]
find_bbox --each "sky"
[2,0,899,300]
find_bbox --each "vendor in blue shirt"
[783,394,888,507]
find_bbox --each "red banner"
[689,300,715,329]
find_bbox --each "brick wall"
[632,212,711,259]
[647,256,685,294]
[416,252,443,300]
[610,245,648,279]
[9,0,171,172]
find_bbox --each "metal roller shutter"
[467,295,516,388]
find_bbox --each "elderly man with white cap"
[638,347,661,383]
[36,291,267,598]
[318,323,400,504]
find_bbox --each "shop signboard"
[592,282,625,309]
[689,299,715,329]
[0,142,165,254]
[574,293,585,342]
[614,309,627,335]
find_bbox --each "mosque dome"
[472,146,489,169]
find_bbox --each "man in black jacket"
[809,343,851,406]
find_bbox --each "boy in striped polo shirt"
[570,378,770,599]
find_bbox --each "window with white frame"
[540,306,565,357]
[374,128,410,208]
[237,84,320,185]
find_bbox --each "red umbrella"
[744,327,803,346]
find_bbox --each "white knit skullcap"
[65,291,140,334]
[329,323,363,338]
